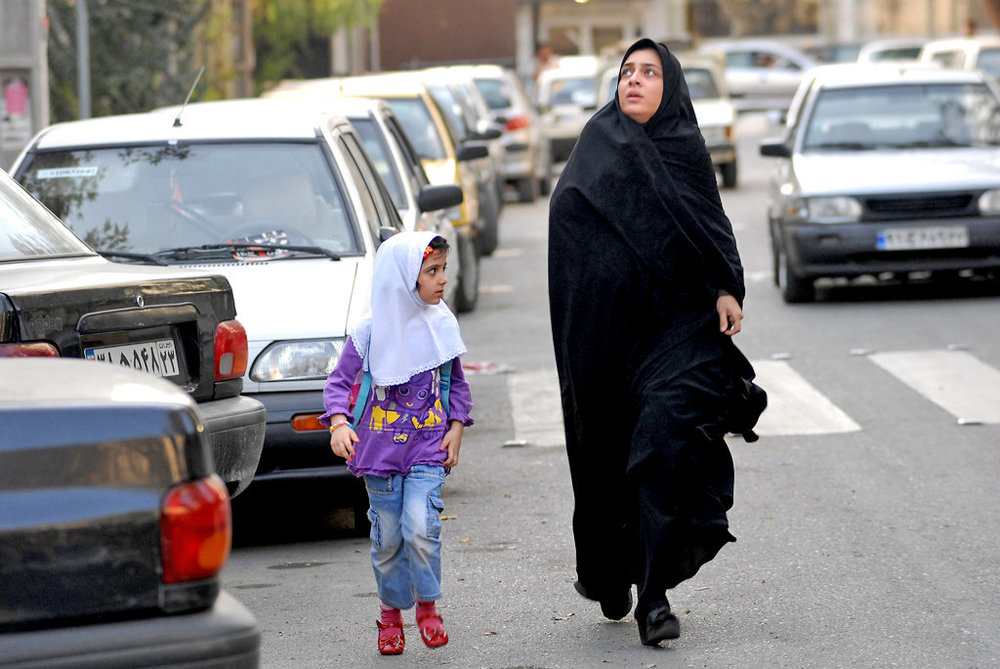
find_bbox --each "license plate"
[85,339,181,378]
[876,226,970,251]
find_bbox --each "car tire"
[516,176,539,203]
[721,161,738,189]
[478,193,500,257]
[778,243,815,303]
[452,232,480,313]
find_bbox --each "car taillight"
[505,114,531,131]
[214,319,248,381]
[0,342,59,357]
[160,474,231,584]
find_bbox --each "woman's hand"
[717,294,743,335]
[329,422,359,461]
[440,421,464,467]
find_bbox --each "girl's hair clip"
[423,245,434,259]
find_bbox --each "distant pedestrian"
[533,41,560,82]
[321,231,473,655]
[548,38,766,646]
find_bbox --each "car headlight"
[978,189,1000,214]
[786,196,862,224]
[250,338,346,382]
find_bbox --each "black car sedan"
[0,168,264,495]
[0,358,260,667]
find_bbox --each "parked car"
[464,63,551,201]
[0,167,264,496]
[270,73,487,268]
[0,358,260,667]
[805,40,864,64]
[698,39,818,113]
[919,35,1000,82]
[856,36,927,63]
[418,67,506,256]
[10,99,405,490]
[599,52,739,188]
[535,55,601,165]
[260,93,468,307]
[759,63,1000,302]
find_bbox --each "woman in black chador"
[548,38,764,646]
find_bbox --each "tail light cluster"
[214,319,248,381]
[160,474,232,584]
[0,342,59,357]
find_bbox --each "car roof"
[804,62,986,88]
[29,98,350,149]
[921,34,1000,52]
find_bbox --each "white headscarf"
[350,231,467,386]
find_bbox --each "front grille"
[863,192,977,220]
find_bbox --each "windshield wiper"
[809,142,879,151]
[98,250,170,265]
[154,243,342,261]
[890,138,975,148]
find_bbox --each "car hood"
[793,147,1000,196]
[692,99,735,127]
[182,257,363,343]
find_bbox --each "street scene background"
[227,114,1000,668]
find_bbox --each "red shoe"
[377,619,405,655]
[416,603,449,648]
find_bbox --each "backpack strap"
[439,359,453,415]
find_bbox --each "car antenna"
[173,66,205,128]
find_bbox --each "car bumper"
[246,390,354,482]
[707,142,736,165]
[0,591,259,669]
[199,395,266,497]
[783,216,1000,278]
[501,145,536,181]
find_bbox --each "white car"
[11,98,406,488]
[698,39,818,113]
[919,35,1000,82]
[536,56,601,165]
[599,53,739,188]
[759,63,1000,302]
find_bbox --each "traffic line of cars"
[0,64,532,666]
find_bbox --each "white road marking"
[751,360,861,436]
[869,349,1000,424]
[510,369,565,447]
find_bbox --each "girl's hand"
[329,424,359,461]
[717,294,743,336]
[440,421,464,467]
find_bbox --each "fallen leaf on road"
[440,515,457,520]
[459,537,472,543]
[552,612,575,621]
[484,631,498,636]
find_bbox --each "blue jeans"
[363,464,446,609]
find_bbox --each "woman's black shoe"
[635,601,680,646]
[573,580,633,621]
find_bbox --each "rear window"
[17,142,362,256]
[0,172,91,261]
[352,117,406,210]
[474,78,511,109]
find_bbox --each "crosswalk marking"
[751,360,861,436]
[505,350,1000,442]
[869,349,1000,424]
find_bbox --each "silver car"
[760,63,1000,303]
[698,39,817,113]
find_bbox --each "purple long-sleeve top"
[319,337,474,477]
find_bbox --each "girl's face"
[416,249,448,305]
[618,47,664,124]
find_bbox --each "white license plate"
[876,226,970,251]
[85,339,181,378]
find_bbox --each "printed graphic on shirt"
[367,369,445,443]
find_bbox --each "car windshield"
[17,142,362,259]
[382,98,448,161]
[351,117,406,210]
[802,83,1000,151]
[548,76,596,106]
[474,78,511,110]
[0,172,92,261]
[683,67,721,99]
[977,48,1000,81]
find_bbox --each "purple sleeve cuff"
[447,357,474,427]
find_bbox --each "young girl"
[320,231,473,655]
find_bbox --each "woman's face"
[617,47,664,124]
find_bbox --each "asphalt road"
[226,113,1000,668]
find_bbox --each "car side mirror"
[379,226,398,242]
[456,143,489,161]
[417,184,463,213]
[759,139,792,158]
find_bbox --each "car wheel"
[452,233,480,313]
[721,161,738,189]
[770,230,781,287]
[778,243,815,303]
[516,177,539,203]
[478,193,500,257]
